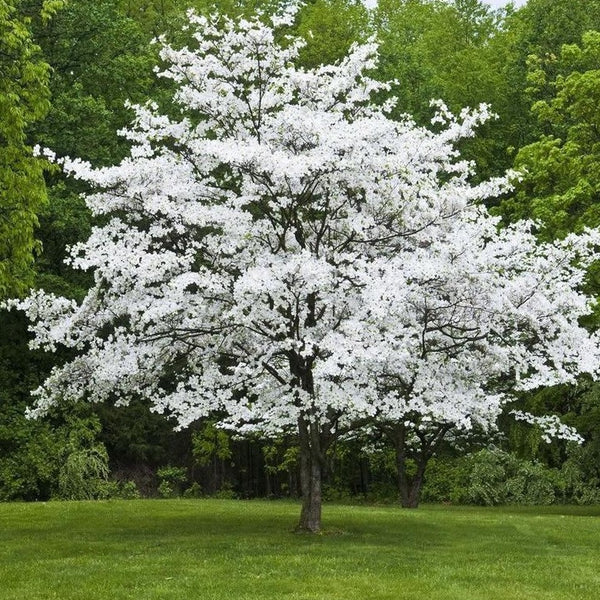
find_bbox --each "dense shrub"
[56,417,111,500]
[0,429,62,501]
[466,449,558,505]
[183,482,203,498]
[157,465,188,498]
[559,446,600,505]
[422,448,569,506]
[420,456,471,504]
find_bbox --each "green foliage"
[56,415,111,500]
[494,26,600,478]
[182,481,203,498]
[295,0,369,68]
[0,416,62,501]
[192,421,232,467]
[157,465,187,498]
[560,446,600,505]
[97,398,186,468]
[39,0,66,23]
[421,447,600,506]
[0,0,50,297]
[118,0,287,37]
[26,0,158,300]
[0,309,64,500]
[262,439,298,475]
[213,481,237,499]
[118,0,186,35]
[108,479,141,499]
[18,2,185,496]
[465,448,558,506]
[374,0,448,122]
[191,422,238,496]
[555,384,600,503]
[32,0,156,166]
[499,0,600,154]
[34,184,92,298]
[374,0,504,117]
[372,0,522,177]
[420,456,471,504]
[261,438,299,497]
[501,32,600,240]
[512,0,600,59]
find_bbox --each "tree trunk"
[288,341,329,532]
[397,456,426,509]
[296,415,323,532]
[393,422,451,508]
[394,424,427,509]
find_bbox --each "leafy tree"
[500,31,600,240]
[494,31,600,488]
[118,0,186,35]
[192,421,233,494]
[511,0,600,60]
[373,0,519,177]
[14,11,600,531]
[0,0,50,297]
[32,0,156,167]
[118,0,288,36]
[373,0,509,118]
[294,0,369,68]
[373,0,451,122]
[0,1,60,501]
[495,0,600,159]
[25,0,161,295]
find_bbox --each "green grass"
[1,500,600,599]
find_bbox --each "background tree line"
[2,0,600,505]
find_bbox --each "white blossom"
[13,13,600,454]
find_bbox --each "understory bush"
[559,446,600,505]
[157,465,188,498]
[100,479,142,500]
[422,447,600,505]
[0,424,63,501]
[56,417,111,500]
[466,449,558,505]
[183,482,203,498]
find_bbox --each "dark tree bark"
[296,414,325,532]
[393,423,424,508]
[388,421,452,509]
[288,290,343,532]
[396,445,427,508]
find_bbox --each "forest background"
[3,0,600,506]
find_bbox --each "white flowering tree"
[14,10,600,530]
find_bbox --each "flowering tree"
[14,10,600,530]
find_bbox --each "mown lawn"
[1,500,599,599]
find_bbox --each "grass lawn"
[1,500,599,599]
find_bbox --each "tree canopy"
[0,0,50,298]
[501,31,600,239]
